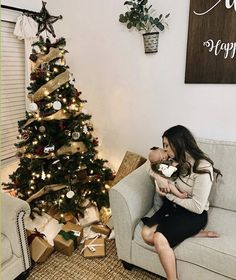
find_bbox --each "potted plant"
[119,0,170,53]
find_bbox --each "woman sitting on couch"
[141,125,222,280]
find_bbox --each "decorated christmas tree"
[3,35,114,220]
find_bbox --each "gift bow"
[58,230,79,249]
[27,228,46,245]
[80,234,103,255]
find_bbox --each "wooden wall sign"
[185,0,236,84]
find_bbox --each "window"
[0,18,26,164]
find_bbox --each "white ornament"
[39,126,46,133]
[72,131,80,140]
[83,126,88,133]
[28,102,38,112]
[66,190,75,199]
[44,145,55,154]
[53,101,62,110]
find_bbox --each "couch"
[1,192,31,280]
[109,138,236,280]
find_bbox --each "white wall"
[3,0,236,170]
[1,0,42,11]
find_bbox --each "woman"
[141,125,222,280]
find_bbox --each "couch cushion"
[1,233,13,264]
[134,207,236,279]
[198,138,236,211]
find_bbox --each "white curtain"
[13,15,38,108]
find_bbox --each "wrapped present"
[53,211,78,224]
[112,151,146,186]
[78,204,100,227]
[42,217,63,246]
[82,236,106,258]
[90,224,111,237]
[53,222,83,256]
[25,212,62,246]
[27,229,54,263]
[25,212,52,233]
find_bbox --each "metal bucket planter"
[143,32,159,53]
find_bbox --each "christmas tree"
[2,36,114,220]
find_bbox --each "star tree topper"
[33,1,62,38]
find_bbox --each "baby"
[148,147,219,238]
[148,147,189,199]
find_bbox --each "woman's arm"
[168,182,189,198]
[165,168,213,214]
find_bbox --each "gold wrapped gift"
[90,224,111,237]
[27,229,54,263]
[53,222,83,256]
[83,237,106,258]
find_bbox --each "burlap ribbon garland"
[56,141,87,155]
[28,70,70,102]
[27,228,46,245]
[27,184,66,203]
[58,230,78,249]
[21,110,81,129]
[18,142,87,159]
[33,47,63,71]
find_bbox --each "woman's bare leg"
[141,224,157,245]
[195,230,219,238]
[154,232,178,280]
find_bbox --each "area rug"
[27,240,164,280]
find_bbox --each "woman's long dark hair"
[162,125,222,181]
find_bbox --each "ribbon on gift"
[58,230,78,249]
[80,234,102,255]
[27,228,46,245]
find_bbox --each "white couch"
[109,139,236,280]
[1,192,31,280]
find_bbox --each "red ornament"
[59,121,65,130]
[35,146,44,156]
[93,138,99,146]
[21,131,30,141]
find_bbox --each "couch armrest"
[109,162,154,262]
[1,192,31,268]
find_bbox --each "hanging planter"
[143,32,159,53]
[119,0,170,54]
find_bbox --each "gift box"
[82,237,106,258]
[27,229,54,263]
[112,151,146,186]
[78,204,100,227]
[53,211,78,224]
[53,222,83,256]
[90,224,111,237]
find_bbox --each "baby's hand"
[179,192,191,199]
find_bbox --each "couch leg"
[122,260,134,270]
[14,269,31,280]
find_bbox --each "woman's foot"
[195,230,219,238]
[205,231,219,237]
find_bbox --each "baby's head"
[148,147,168,163]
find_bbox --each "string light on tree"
[2,25,114,218]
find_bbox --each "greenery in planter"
[119,0,170,33]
